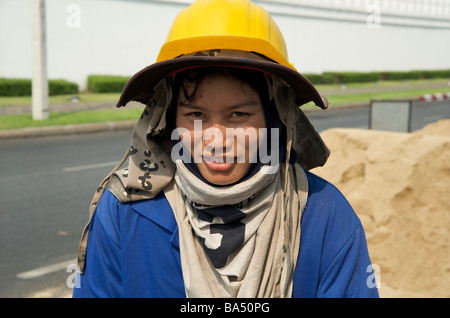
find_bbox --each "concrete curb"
[0,120,136,141]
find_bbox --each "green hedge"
[87,75,130,93]
[303,69,450,85]
[302,73,323,85]
[0,78,30,96]
[49,79,79,95]
[380,70,426,81]
[424,69,450,79]
[325,72,381,84]
[0,78,79,96]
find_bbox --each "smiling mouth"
[202,155,237,171]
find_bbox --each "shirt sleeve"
[72,189,123,298]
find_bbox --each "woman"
[73,0,378,298]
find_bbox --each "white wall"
[0,0,449,90]
[276,15,450,74]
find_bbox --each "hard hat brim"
[116,55,328,110]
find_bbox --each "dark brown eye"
[189,112,205,118]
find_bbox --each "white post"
[32,0,49,120]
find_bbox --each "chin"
[202,173,240,186]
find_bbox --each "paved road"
[0,100,448,297]
[0,131,131,297]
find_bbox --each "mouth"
[204,161,235,172]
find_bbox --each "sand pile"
[311,119,450,298]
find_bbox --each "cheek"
[179,127,204,163]
[175,113,189,130]
[235,127,262,156]
[176,115,199,149]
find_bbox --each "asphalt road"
[0,131,131,297]
[0,100,449,297]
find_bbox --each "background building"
[1,0,449,90]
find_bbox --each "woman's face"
[175,72,266,186]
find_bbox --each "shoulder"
[304,169,353,209]
[304,169,362,229]
[94,187,176,240]
[96,187,170,217]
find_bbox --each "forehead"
[178,66,266,92]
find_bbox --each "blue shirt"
[73,170,379,298]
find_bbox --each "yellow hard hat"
[157,0,293,70]
[117,0,327,110]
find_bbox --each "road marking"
[16,259,77,279]
[62,161,118,172]
[1,161,119,181]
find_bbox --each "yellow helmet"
[157,0,293,70]
[117,0,327,110]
